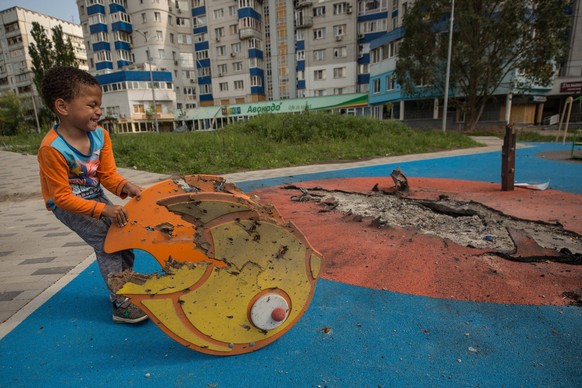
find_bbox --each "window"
[141,12,147,23]
[169,33,174,43]
[333,24,346,36]
[179,34,193,44]
[90,14,106,24]
[333,87,344,95]
[154,12,161,22]
[231,42,241,53]
[156,30,163,41]
[248,38,261,49]
[219,82,228,92]
[333,47,347,58]
[180,17,193,27]
[91,32,108,43]
[239,17,262,31]
[313,49,326,61]
[158,49,164,59]
[251,76,262,87]
[333,67,346,79]
[216,46,226,56]
[314,69,325,80]
[230,62,242,72]
[200,84,212,94]
[111,12,131,23]
[214,8,224,19]
[117,49,131,61]
[313,6,325,17]
[229,5,237,16]
[234,80,244,90]
[333,3,346,14]
[96,50,111,61]
[217,64,227,74]
[113,31,131,42]
[373,78,381,94]
[386,74,396,90]
[215,27,225,40]
[296,30,304,41]
[249,57,263,68]
[296,50,305,60]
[313,28,325,40]
[229,24,238,35]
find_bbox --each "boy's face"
[56,84,103,133]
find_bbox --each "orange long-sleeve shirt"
[38,126,128,219]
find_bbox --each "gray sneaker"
[112,297,148,324]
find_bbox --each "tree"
[52,24,78,68]
[0,92,28,136]
[395,0,571,130]
[28,22,54,95]
[28,22,78,125]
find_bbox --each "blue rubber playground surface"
[1,142,581,387]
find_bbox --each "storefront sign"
[560,81,582,93]
[532,96,547,102]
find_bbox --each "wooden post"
[501,123,516,191]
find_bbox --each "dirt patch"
[251,177,582,306]
[287,185,582,261]
[536,150,582,163]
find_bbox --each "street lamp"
[134,30,159,132]
[442,0,455,133]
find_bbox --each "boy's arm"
[38,146,107,219]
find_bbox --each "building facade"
[0,6,87,131]
[75,0,382,132]
[6,1,572,133]
[367,0,582,128]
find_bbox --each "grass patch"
[3,112,482,175]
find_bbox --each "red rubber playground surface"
[254,176,582,307]
[1,142,581,386]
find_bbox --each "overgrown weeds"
[2,112,481,175]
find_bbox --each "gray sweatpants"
[52,194,134,303]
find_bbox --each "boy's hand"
[122,182,143,201]
[102,204,129,227]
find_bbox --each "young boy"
[38,66,147,324]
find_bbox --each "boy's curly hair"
[41,66,100,113]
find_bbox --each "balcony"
[296,16,313,29]
[296,0,313,8]
[239,28,261,40]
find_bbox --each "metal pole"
[442,0,455,133]
[135,30,159,132]
[148,60,159,132]
[30,93,41,133]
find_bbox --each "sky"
[1,0,80,23]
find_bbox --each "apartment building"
[368,0,582,127]
[0,6,87,130]
[75,0,380,132]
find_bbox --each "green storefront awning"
[176,93,368,121]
